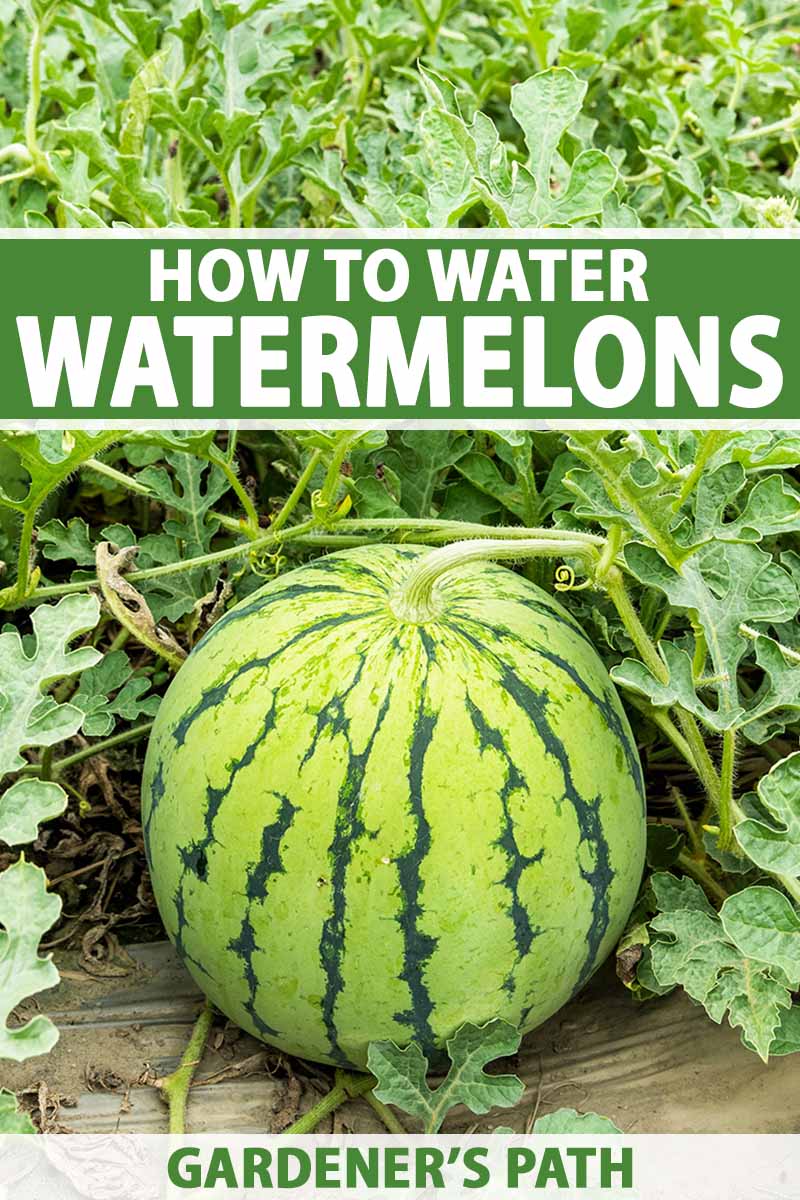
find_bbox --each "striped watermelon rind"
[141,544,645,1068]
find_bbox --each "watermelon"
[142,544,645,1069]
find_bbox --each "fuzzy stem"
[674,432,733,509]
[270,450,323,535]
[212,454,260,539]
[718,729,737,851]
[25,15,45,163]
[676,851,729,906]
[672,789,705,860]
[12,506,39,603]
[316,435,362,518]
[0,166,36,185]
[25,4,61,176]
[282,1072,374,1135]
[603,567,667,681]
[346,520,605,546]
[219,165,241,229]
[365,1093,407,1133]
[728,110,800,144]
[83,457,154,495]
[677,712,722,813]
[0,142,32,167]
[26,518,319,603]
[625,695,698,774]
[159,1002,215,1135]
[390,538,600,623]
[603,567,723,813]
[728,62,746,112]
[26,520,605,604]
[20,721,155,777]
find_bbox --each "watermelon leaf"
[564,431,687,554]
[533,1108,622,1134]
[719,887,800,986]
[135,452,229,557]
[38,517,98,566]
[694,465,800,545]
[0,1088,35,1133]
[368,1019,524,1133]
[0,594,102,775]
[735,754,800,877]
[372,432,473,518]
[737,639,800,745]
[612,640,743,732]
[0,858,62,1063]
[0,594,109,1069]
[566,431,800,561]
[0,432,123,607]
[72,649,161,737]
[497,1108,623,1134]
[757,1004,800,1057]
[509,70,616,225]
[647,872,799,1062]
[621,541,799,732]
[0,779,67,847]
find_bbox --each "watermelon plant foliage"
[368,1020,525,1133]
[0,1,799,229]
[2,426,800,1132]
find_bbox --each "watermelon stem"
[676,851,729,906]
[18,720,155,778]
[366,1092,407,1133]
[600,567,797,905]
[314,434,367,526]
[24,521,603,605]
[390,537,600,622]
[157,1000,215,1134]
[282,1070,375,1134]
[270,450,324,535]
[603,565,730,851]
[626,694,697,775]
[670,787,705,860]
[717,729,738,852]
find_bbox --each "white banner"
[1,1135,798,1200]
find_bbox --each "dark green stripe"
[447,621,614,992]
[142,760,165,866]
[455,613,645,805]
[228,791,299,1040]
[464,693,543,990]
[318,680,394,1065]
[172,881,215,980]
[172,610,377,747]
[393,656,438,1056]
[301,653,367,767]
[198,549,399,652]
[198,582,362,649]
[450,585,591,645]
[169,692,280,983]
[303,553,394,590]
